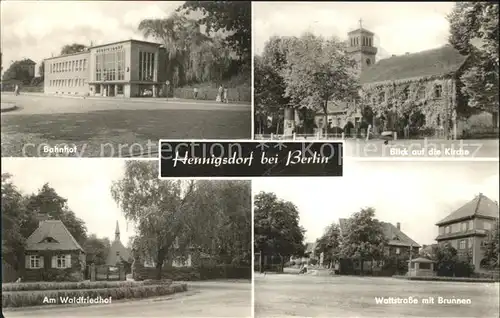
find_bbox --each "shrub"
[1,280,171,292]
[2,283,188,308]
[135,265,251,281]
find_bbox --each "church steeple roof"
[115,221,120,241]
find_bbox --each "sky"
[0,1,185,76]
[1,158,134,245]
[253,2,455,59]
[253,160,499,246]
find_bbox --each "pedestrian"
[217,85,223,102]
[223,86,228,103]
[14,84,19,96]
[193,87,198,99]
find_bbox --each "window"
[336,118,341,127]
[446,225,451,234]
[419,262,431,270]
[395,248,401,255]
[461,222,467,232]
[484,222,492,230]
[56,255,67,268]
[468,237,473,248]
[439,227,444,235]
[459,240,466,249]
[29,255,42,269]
[452,240,458,249]
[434,84,442,98]
[366,58,371,66]
[116,251,120,256]
[469,220,473,229]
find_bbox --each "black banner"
[159,141,343,177]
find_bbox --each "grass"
[1,109,251,157]
[2,283,188,308]
[255,274,500,317]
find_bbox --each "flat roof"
[44,50,90,61]
[44,39,162,61]
[91,39,162,49]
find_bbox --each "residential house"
[105,221,132,269]
[142,238,215,268]
[338,218,420,273]
[24,215,85,281]
[435,193,499,270]
[290,242,319,265]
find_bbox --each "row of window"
[95,50,125,81]
[372,85,443,105]
[138,51,155,81]
[27,254,71,269]
[351,36,373,47]
[448,237,474,250]
[49,59,88,73]
[440,220,493,235]
[48,78,87,87]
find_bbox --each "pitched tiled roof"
[359,45,468,85]
[25,220,84,252]
[106,240,132,265]
[338,218,420,248]
[436,193,499,226]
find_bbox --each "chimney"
[396,222,401,230]
[392,54,396,57]
[37,213,50,227]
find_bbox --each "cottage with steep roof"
[435,193,499,270]
[24,214,85,281]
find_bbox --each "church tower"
[115,220,120,242]
[346,19,378,72]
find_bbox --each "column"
[283,107,295,137]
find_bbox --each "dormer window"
[392,235,400,241]
[42,237,57,243]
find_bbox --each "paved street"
[1,93,251,157]
[255,274,499,317]
[4,281,251,317]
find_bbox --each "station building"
[44,40,167,98]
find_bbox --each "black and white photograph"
[0,1,251,157]
[1,159,252,317]
[254,160,499,317]
[253,2,498,157]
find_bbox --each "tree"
[2,61,32,83]
[281,33,360,134]
[60,43,87,55]
[448,2,499,122]
[111,161,197,279]
[139,13,211,87]
[25,183,88,246]
[340,208,386,274]
[179,1,251,62]
[254,192,305,272]
[483,220,500,269]
[1,173,28,270]
[315,223,341,267]
[38,61,45,81]
[83,234,111,265]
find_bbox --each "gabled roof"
[360,45,468,85]
[339,218,420,248]
[106,240,132,265]
[436,193,499,226]
[25,220,84,252]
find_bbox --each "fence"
[255,129,372,141]
[2,261,19,283]
[89,264,126,281]
[173,87,251,102]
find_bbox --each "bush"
[1,280,171,292]
[2,283,187,308]
[135,265,251,281]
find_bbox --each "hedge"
[392,275,499,283]
[2,279,172,292]
[2,283,187,308]
[173,87,250,102]
[135,265,251,281]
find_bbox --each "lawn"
[255,274,499,317]
[1,108,251,157]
